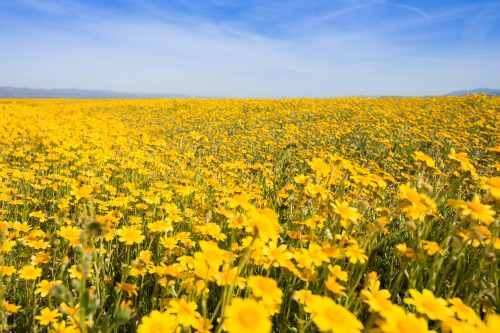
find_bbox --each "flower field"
[0,95,499,332]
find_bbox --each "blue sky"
[0,0,499,97]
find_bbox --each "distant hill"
[0,86,193,99]
[2,86,499,99]
[446,88,500,96]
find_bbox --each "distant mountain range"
[0,86,498,99]
[445,88,500,96]
[0,86,193,99]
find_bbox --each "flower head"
[305,295,363,333]
[117,283,138,297]
[224,298,271,333]
[35,308,62,326]
[116,226,145,245]
[404,289,452,321]
[35,280,62,297]
[19,265,42,280]
[138,311,177,333]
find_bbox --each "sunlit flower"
[29,210,47,222]
[332,200,362,224]
[228,193,253,211]
[116,226,145,245]
[35,280,62,297]
[4,301,22,313]
[404,289,453,320]
[224,298,271,333]
[247,275,283,303]
[57,226,82,245]
[460,195,496,225]
[116,283,138,297]
[35,308,62,325]
[32,252,51,265]
[325,277,347,296]
[137,311,177,333]
[307,158,331,178]
[448,297,479,324]
[345,245,368,264]
[379,305,433,333]
[247,208,282,243]
[1,239,16,253]
[71,185,93,200]
[167,298,201,327]
[68,265,94,279]
[328,265,348,281]
[0,265,16,276]
[19,265,42,280]
[48,321,77,333]
[480,176,500,199]
[305,295,363,333]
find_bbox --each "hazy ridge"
[0,86,499,99]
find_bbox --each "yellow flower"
[325,277,347,296]
[1,239,16,253]
[404,289,453,321]
[147,220,173,233]
[345,245,368,264]
[194,240,227,269]
[138,250,152,264]
[398,183,423,205]
[116,226,145,245]
[477,314,500,333]
[460,195,496,225]
[398,184,436,220]
[26,239,50,249]
[294,174,309,185]
[332,200,362,224]
[35,308,62,326]
[305,295,363,333]
[413,151,436,168]
[19,265,42,280]
[29,210,46,222]
[262,242,294,267]
[48,321,77,333]
[247,208,282,243]
[480,176,500,199]
[395,243,416,259]
[448,297,479,324]
[361,281,392,313]
[379,305,433,333]
[32,252,51,265]
[307,158,331,178]
[420,240,444,256]
[328,264,348,281]
[4,301,22,313]
[224,298,271,333]
[247,275,283,304]
[167,298,201,327]
[60,302,78,315]
[68,265,94,279]
[293,289,314,305]
[116,283,138,297]
[138,311,177,333]
[0,265,16,276]
[294,243,330,269]
[71,185,93,200]
[228,193,253,211]
[57,226,82,245]
[35,280,62,297]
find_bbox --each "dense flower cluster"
[0,95,499,332]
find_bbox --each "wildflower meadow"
[0,95,499,332]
